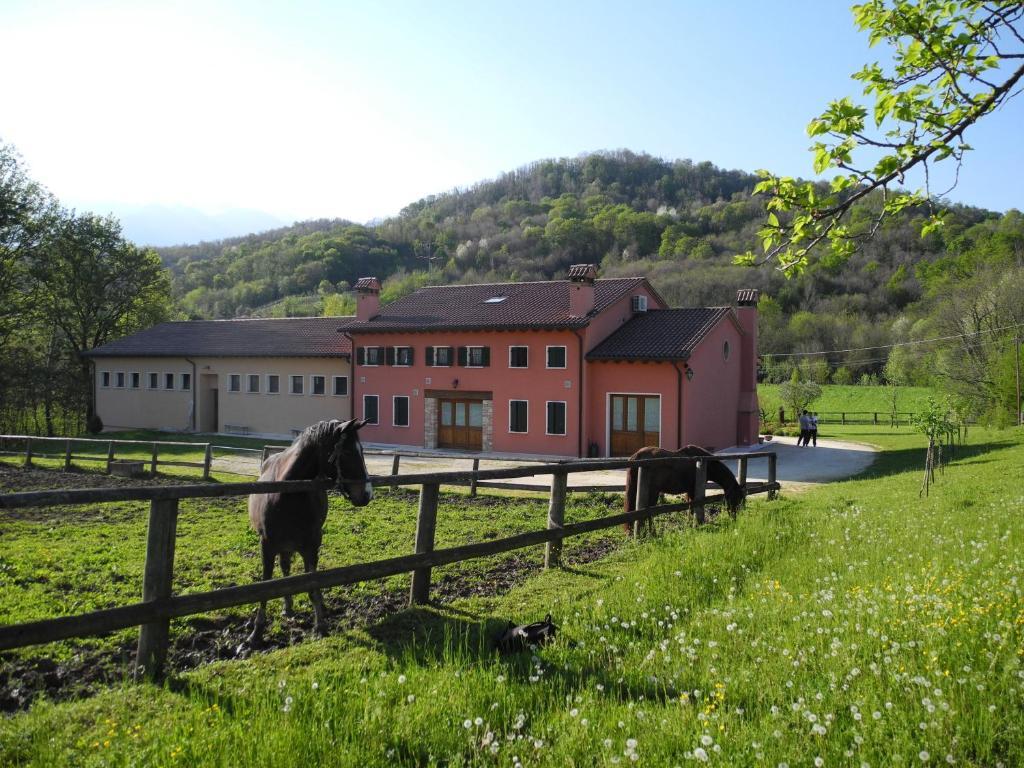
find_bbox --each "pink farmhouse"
[345,265,759,457]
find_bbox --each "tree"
[29,212,172,424]
[740,1,1024,275]
[779,369,823,420]
[0,142,55,345]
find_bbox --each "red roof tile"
[347,278,650,332]
[586,307,734,361]
[85,317,354,358]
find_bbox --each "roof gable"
[586,307,735,361]
[346,277,651,332]
[85,317,355,358]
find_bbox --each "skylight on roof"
[483,296,508,304]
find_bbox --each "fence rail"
[0,451,778,681]
[0,434,214,478]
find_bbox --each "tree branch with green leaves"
[738,0,1024,276]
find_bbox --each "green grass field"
[757,384,936,418]
[2,423,1022,766]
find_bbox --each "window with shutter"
[425,346,435,366]
[457,347,468,367]
[356,347,365,366]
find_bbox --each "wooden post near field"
[841,412,846,425]
[202,444,212,480]
[469,458,480,497]
[873,412,878,425]
[737,457,748,488]
[64,440,72,471]
[693,460,707,525]
[23,438,32,468]
[767,453,778,499]
[150,443,159,475]
[135,498,179,682]
[390,454,401,493]
[105,442,115,473]
[544,470,567,568]
[633,467,652,537]
[409,482,439,605]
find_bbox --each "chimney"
[568,263,597,317]
[735,289,760,444]
[355,277,381,322]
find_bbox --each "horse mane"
[281,420,343,481]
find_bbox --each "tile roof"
[586,307,735,361]
[346,278,650,332]
[84,317,355,358]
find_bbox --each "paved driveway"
[363,435,877,492]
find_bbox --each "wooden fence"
[0,451,778,681]
[0,434,215,479]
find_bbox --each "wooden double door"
[437,397,483,450]
[609,394,660,456]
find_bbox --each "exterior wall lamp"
[686,367,694,381]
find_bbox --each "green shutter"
[457,347,468,367]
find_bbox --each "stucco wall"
[682,318,744,450]
[586,360,681,456]
[352,330,582,456]
[93,356,352,437]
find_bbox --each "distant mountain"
[113,204,287,246]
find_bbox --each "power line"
[762,321,1024,359]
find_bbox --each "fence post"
[633,467,653,537]
[738,457,748,489]
[390,454,401,494]
[151,443,158,475]
[24,438,33,468]
[64,440,72,471]
[767,453,778,500]
[202,444,212,480]
[841,412,846,425]
[693,460,707,525]
[105,441,115,473]
[470,458,480,498]
[544,470,568,568]
[135,498,179,682]
[409,482,439,605]
[873,412,878,425]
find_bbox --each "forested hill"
[160,150,1013,370]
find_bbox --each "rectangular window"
[390,346,413,366]
[228,374,241,393]
[101,371,111,388]
[546,346,567,369]
[467,346,488,367]
[180,373,191,391]
[290,375,304,395]
[363,395,379,424]
[393,395,410,427]
[147,372,158,390]
[362,346,382,366]
[311,375,326,395]
[247,374,260,393]
[130,372,141,389]
[266,374,280,394]
[333,376,349,396]
[509,400,528,433]
[164,373,176,390]
[429,346,453,367]
[509,346,528,368]
[546,401,567,436]
[115,372,125,388]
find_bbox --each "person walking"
[810,412,819,447]
[797,410,809,447]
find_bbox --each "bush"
[86,413,103,434]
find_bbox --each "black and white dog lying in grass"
[494,614,558,654]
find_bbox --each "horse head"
[325,419,374,506]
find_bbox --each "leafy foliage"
[745,1,1024,274]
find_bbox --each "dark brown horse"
[245,419,373,646]
[624,445,745,533]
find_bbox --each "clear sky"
[2,0,1022,226]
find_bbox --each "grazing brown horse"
[245,419,373,646]
[624,445,745,533]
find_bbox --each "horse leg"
[245,543,275,647]
[301,549,328,637]
[280,552,294,618]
